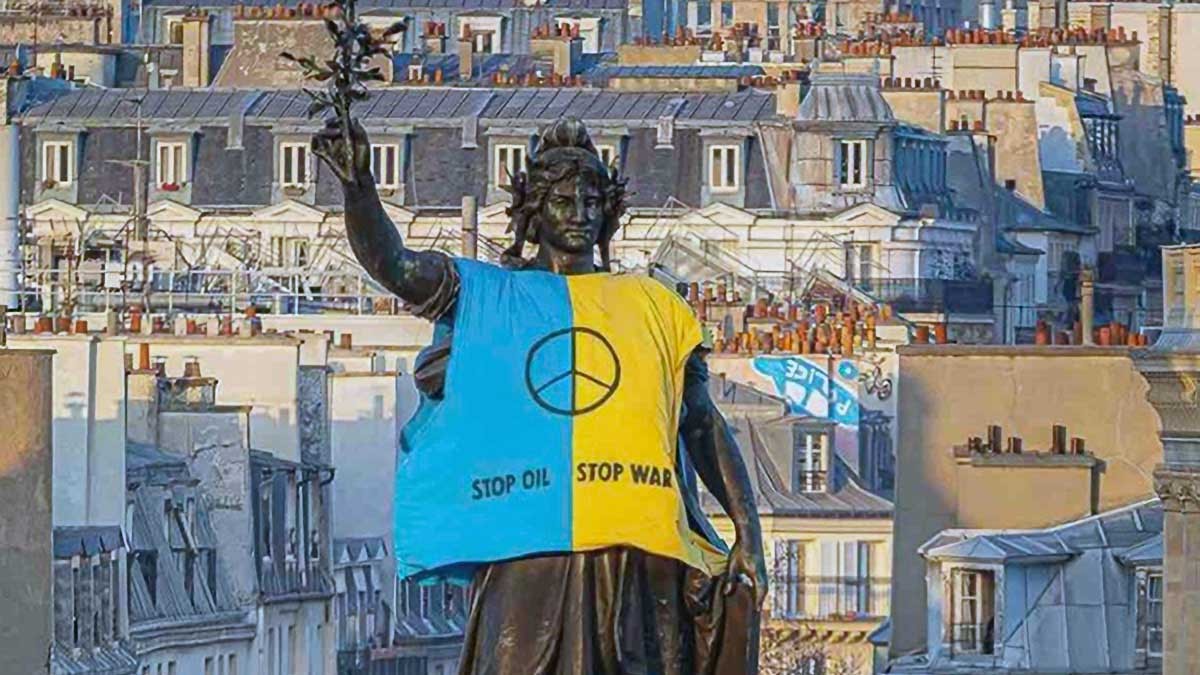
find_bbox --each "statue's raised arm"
[312,120,457,319]
[286,0,453,319]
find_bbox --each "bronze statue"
[314,115,766,674]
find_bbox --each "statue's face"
[537,174,604,255]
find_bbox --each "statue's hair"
[502,117,628,270]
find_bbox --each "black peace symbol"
[524,327,621,416]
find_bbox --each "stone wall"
[0,350,54,674]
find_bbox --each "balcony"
[770,576,891,621]
[853,277,993,315]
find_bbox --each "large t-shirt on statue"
[396,258,726,580]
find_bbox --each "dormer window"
[793,427,829,492]
[838,139,871,188]
[155,140,187,189]
[707,144,740,193]
[1139,568,1164,660]
[41,140,74,187]
[459,16,502,54]
[494,143,526,190]
[473,31,494,54]
[950,568,996,655]
[596,144,618,170]
[371,143,402,190]
[279,143,310,188]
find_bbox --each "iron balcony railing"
[770,576,891,621]
[853,277,994,315]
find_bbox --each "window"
[260,484,272,562]
[473,31,494,54]
[852,243,874,283]
[838,139,869,188]
[371,143,402,190]
[41,140,74,186]
[167,19,184,44]
[596,144,618,170]
[772,540,805,618]
[494,144,526,190]
[696,0,712,30]
[793,428,827,492]
[167,662,176,675]
[720,1,733,25]
[156,141,187,187]
[708,145,740,192]
[227,654,238,675]
[1142,570,1164,659]
[288,624,298,674]
[817,540,876,618]
[204,657,214,675]
[951,569,995,655]
[766,3,781,50]
[279,143,309,187]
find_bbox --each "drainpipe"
[1080,267,1094,345]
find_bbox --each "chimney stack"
[1080,268,1095,345]
[423,22,447,53]
[458,28,476,80]
[181,11,213,87]
[1052,424,1068,454]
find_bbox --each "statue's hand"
[312,117,372,186]
[723,537,768,608]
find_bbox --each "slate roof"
[22,86,778,124]
[126,440,188,475]
[996,234,1044,256]
[144,0,629,7]
[394,51,614,84]
[52,641,138,675]
[920,498,1161,564]
[590,64,765,79]
[797,72,894,123]
[334,536,389,565]
[54,526,126,560]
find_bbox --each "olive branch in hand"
[279,0,405,164]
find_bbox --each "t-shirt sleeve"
[403,252,460,321]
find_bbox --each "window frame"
[793,428,828,493]
[493,143,526,191]
[41,139,75,186]
[370,143,402,190]
[279,142,311,188]
[707,144,740,193]
[837,138,870,189]
[596,143,619,171]
[950,567,996,656]
[155,140,188,188]
[166,17,185,44]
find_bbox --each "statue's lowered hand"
[724,538,768,608]
[312,117,372,187]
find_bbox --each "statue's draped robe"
[406,260,757,675]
